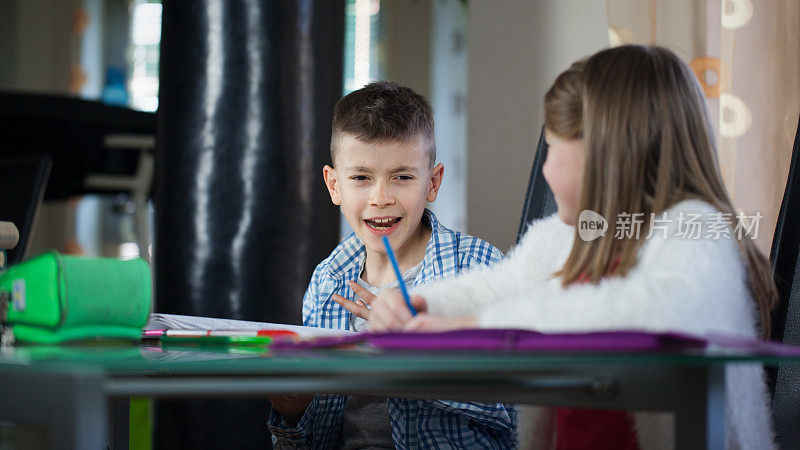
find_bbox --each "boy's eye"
[395,175,414,181]
[350,175,369,181]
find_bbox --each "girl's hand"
[368,290,428,332]
[404,314,478,332]
[331,281,377,319]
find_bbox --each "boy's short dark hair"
[330,81,435,166]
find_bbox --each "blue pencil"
[382,236,417,316]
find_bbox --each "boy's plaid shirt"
[268,209,517,449]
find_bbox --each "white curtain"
[607,0,800,255]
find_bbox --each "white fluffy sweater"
[413,199,775,449]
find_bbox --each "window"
[128,0,161,111]
[343,0,382,94]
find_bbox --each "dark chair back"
[770,116,800,449]
[0,156,51,265]
[517,127,558,243]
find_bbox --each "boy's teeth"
[366,217,400,229]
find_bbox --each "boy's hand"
[331,281,376,319]
[268,394,315,427]
[368,290,428,332]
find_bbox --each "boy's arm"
[414,215,573,318]
[301,264,322,327]
[267,395,347,449]
[423,399,518,445]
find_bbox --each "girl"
[362,45,778,448]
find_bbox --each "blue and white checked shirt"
[268,209,517,449]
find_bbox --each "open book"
[145,313,354,339]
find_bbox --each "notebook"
[145,313,354,339]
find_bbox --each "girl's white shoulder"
[514,214,574,256]
[645,199,728,240]
[638,198,744,269]
[662,198,719,218]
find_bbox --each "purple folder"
[271,329,705,352]
[270,328,800,356]
[368,329,707,351]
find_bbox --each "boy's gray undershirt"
[341,261,423,450]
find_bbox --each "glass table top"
[1,340,799,377]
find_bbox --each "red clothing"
[555,408,639,450]
[555,256,639,450]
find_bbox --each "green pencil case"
[0,251,151,344]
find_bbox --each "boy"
[267,81,516,449]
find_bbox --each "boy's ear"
[426,163,444,202]
[322,165,342,205]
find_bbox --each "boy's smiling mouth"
[364,216,402,234]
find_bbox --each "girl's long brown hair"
[548,45,776,337]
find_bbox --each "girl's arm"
[476,232,758,337]
[413,215,574,318]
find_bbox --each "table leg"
[674,365,726,450]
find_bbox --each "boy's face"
[542,129,584,226]
[323,134,443,256]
